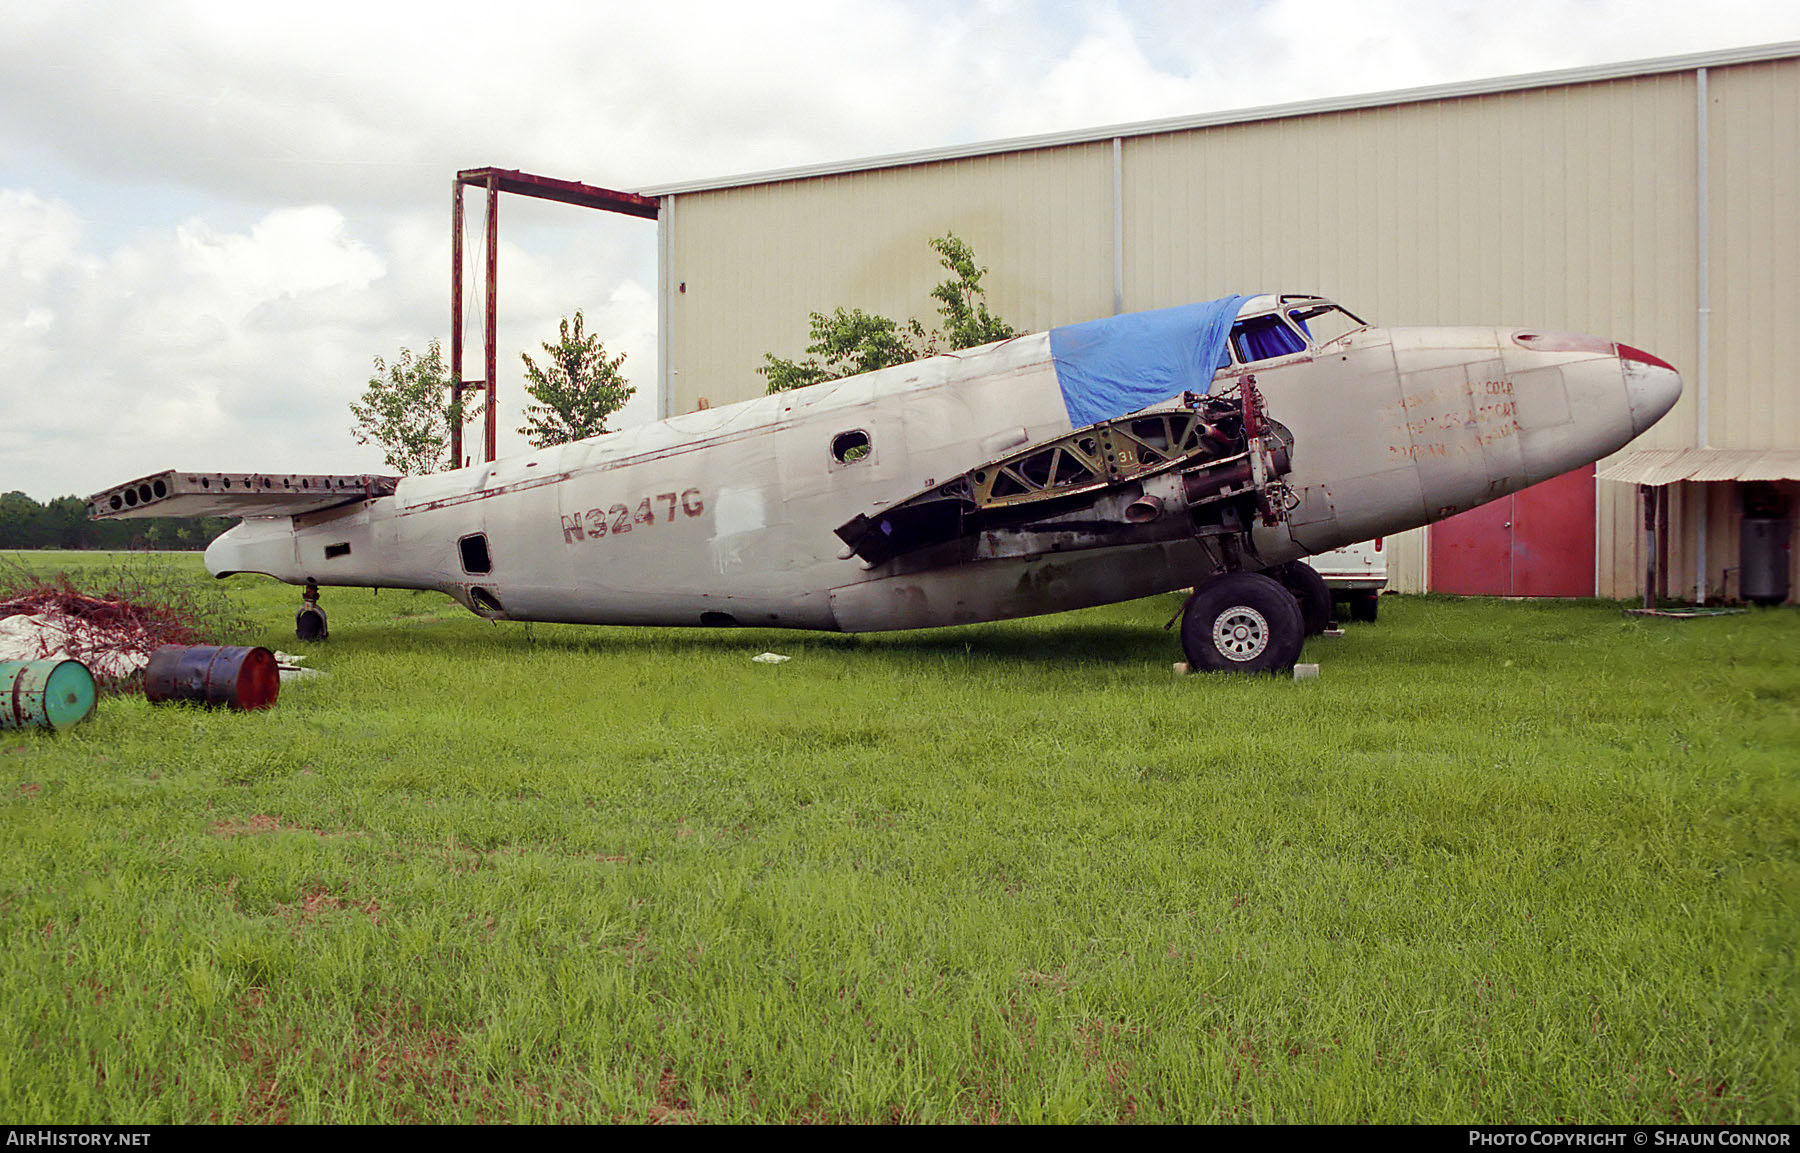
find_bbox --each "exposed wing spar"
[834,380,1294,569]
[89,470,400,521]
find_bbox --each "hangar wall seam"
[1696,67,1712,602]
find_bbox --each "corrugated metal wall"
[660,54,1798,599]
[1711,60,1800,450]
[662,145,1112,412]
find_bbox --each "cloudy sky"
[5,0,1799,502]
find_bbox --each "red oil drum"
[144,646,280,710]
[1,659,98,731]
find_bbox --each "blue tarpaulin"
[1048,295,1248,428]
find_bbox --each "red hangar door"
[1428,465,1597,596]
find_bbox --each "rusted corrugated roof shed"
[1600,449,1800,485]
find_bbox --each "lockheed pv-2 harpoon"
[91,294,1682,673]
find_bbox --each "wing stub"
[89,470,401,520]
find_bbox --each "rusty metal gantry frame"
[450,168,659,468]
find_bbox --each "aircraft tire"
[1265,561,1331,636]
[1181,572,1305,675]
[296,605,328,642]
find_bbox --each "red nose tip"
[1617,343,1676,373]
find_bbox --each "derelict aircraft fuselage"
[92,294,1682,672]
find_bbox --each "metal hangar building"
[638,42,1800,605]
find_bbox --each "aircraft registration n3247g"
[91,294,1682,674]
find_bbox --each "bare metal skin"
[97,295,1681,657]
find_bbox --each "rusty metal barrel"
[144,645,280,711]
[2,659,98,731]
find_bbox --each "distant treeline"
[0,492,233,551]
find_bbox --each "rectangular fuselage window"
[458,533,492,574]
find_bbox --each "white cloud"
[175,208,384,314]
[0,190,89,283]
[0,187,658,495]
[0,197,387,484]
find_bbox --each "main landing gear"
[1179,571,1305,675]
[1263,560,1332,636]
[296,578,328,642]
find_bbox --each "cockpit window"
[1215,298,1370,371]
[1286,303,1366,348]
[1230,315,1308,363]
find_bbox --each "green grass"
[1,550,1795,1123]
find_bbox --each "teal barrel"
[144,645,280,710]
[1,660,99,731]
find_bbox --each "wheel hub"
[1212,606,1270,661]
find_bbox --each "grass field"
[1,550,1795,1124]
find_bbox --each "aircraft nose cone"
[1619,344,1683,436]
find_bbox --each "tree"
[924,234,1015,351]
[0,491,229,551]
[41,497,89,550]
[761,233,1016,394]
[0,491,45,549]
[517,311,634,448]
[348,340,475,475]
